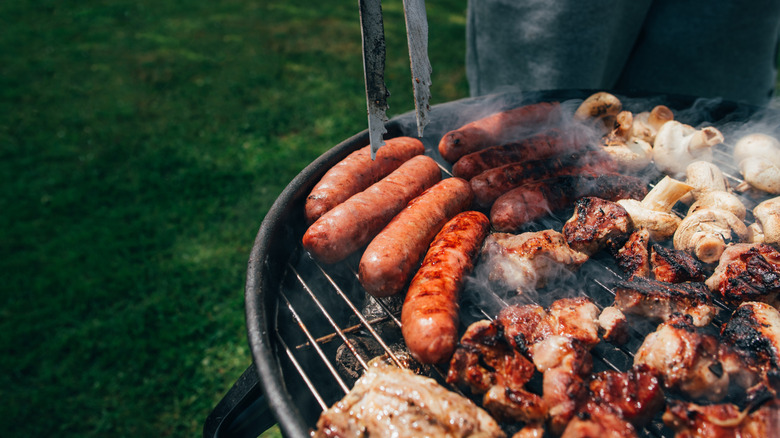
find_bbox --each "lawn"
[0,0,467,436]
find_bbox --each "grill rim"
[242,89,766,437]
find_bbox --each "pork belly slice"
[705,243,780,307]
[663,398,780,438]
[614,227,651,280]
[613,276,718,326]
[482,230,589,294]
[650,243,706,283]
[634,314,729,402]
[562,197,631,257]
[720,301,780,403]
[446,319,547,424]
[315,362,505,438]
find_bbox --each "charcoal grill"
[204,89,778,438]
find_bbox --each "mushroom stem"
[641,176,694,213]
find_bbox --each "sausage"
[302,155,441,264]
[401,211,491,364]
[452,129,593,180]
[470,151,617,208]
[304,136,425,224]
[438,101,562,163]
[359,178,474,297]
[490,174,648,232]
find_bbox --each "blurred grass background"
[0,0,467,436]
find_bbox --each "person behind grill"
[466,0,780,106]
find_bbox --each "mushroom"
[601,111,653,172]
[733,133,780,194]
[632,105,674,144]
[683,161,729,201]
[574,91,622,133]
[673,208,749,264]
[616,176,693,241]
[752,196,780,245]
[687,191,746,221]
[653,121,725,178]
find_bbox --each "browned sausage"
[452,129,593,180]
[401,211,491,364]
[359,178,473,297]
[304,136,425,224]
[438,102,562,163]
[302,155,441,264]
[471,151,617,208]
[490,174,648,232]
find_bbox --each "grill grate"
[268,136,772,436]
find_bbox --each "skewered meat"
[614,227,651,279]
[719,301,780,402]
[438,101,563,163]
[491,173,647,232]
[561,408,638,438]
[705,243,780,307]
[359,178,473,297]
[673,207,749,264]
[583,365,665,427]
[650,244,706,283]
[634,314,729,401]
[402,211,491,364]
[613,276,718,326]
[314,361,506,438]
[562,197,631,257]
[663,398,780,438]
[547,297,602,348]
[452,129,594,180]
[470,151,616,208]
[498,298,601,352]
[481,230,589,294]
[304,136,424,224]
[598,306,629,345]
[302,155,441,264]
[446,319,548,424]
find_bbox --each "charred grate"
[267,138,773,437]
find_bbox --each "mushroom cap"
[739,157,780,194]
[734,133,780,165]
[653,121,719,178]
[673,208,749,263]
[687,191,746,221]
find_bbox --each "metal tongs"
[359,0,432,159]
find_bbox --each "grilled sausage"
[302,155,441,264]
[304,137,425,224]
[401,211,491,364]
[452,129,593,180]
[490,174,647,232]
[438,102,563,163]
[359,178,474,297]
[470,151,617,208]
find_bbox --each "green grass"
[0,0,467,436]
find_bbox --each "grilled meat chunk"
[315,362,505,438]
[584,365,665,427]
[561,408,638,438]
[446,319,547,423]
[651,243,706,283]
[481,230,589,294]
[719,301,780,402]
[562,197,631,257]
[705,243,780,307]
[663,398,780,438]
[613,276,718,326]
[614,227,651,279]
[598,306,629,344]
[634,314,729,401]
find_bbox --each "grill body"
[231,90,774,437]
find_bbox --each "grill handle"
[203,364,277,438]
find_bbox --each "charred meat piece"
[562,197,631,257]
[481,230,589,294]
[614,227,651,279]
[491,173,648,232]
[498,303,553,353]
[634,314,729,401]
[613,276,718,327]
[719,301,780,403]
[651,243,706,283]
[705,243,780,307]
[583,365,665,427]
[446,320,547,423]
[315,362,505,438]
[560,407,639,438]
[547,297,602,348]
[663,398,780,438]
